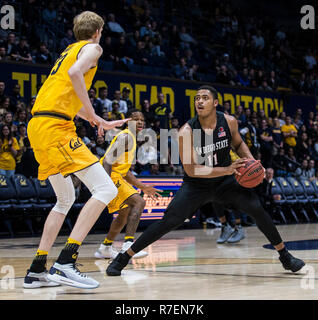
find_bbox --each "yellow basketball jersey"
[32,40,97,120]
[100,129,136,176]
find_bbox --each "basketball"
[235,159,264,188]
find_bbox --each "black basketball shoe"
[279,252,305,273]
[106,252,130,276]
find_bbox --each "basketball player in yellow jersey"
[94,109,162,260]
[24,11,130,289]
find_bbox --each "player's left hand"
[142,185,163,200]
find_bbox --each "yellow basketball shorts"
[28,117,99,180]
[108,172,139,213]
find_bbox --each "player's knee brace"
[52,187,76,215]
[74,162,118,205]
[49,174,76,216]
[91,181,118,205]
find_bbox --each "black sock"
[122,251,131,260]
[278,247,288,257]
[56,239,81,265]
[29,256,47,273]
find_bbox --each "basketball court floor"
[1,223,318,300]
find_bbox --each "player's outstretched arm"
[124,171,163,200]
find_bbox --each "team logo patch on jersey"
[69,138,83,151]
[218,127,226,138]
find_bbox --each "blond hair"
[73,11,104,41]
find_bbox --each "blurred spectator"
[107,101,125,120]
[187,64,200,81]
[259,80,272,91]
[42,2,57,27]
[3,110,13,126]
[1,32,17,57]
[107,13,125,35]
[281,116,297,148]
[256,167,274,210]
[76,125,96,150]
[92,136,107,158]
[113,90,128,114]
[10,83,26,114]
[18,137,38,178]
[245,116,261,156]
[0,97,10,117]
[140,20,155,38]
[169,25,181,48]
[259,119,273,167]
[0,125,20,178]
[216,65,231,84]
[133,41,150,65]
[179,26,197,48]
[13,109,28,127]
[141,163,167,176]
[0,81,5,100]
[272,117,284,152]
[285,147,300,174]
[121,87,133,111]
[295,159,310,180]
[268,71,279,90]
[272,148,288,176]
[88,87,103,116]
[252,30,265,50]
[101,36,116,62]
[114,35,134,70]
[10,36,32,63]
[295,132,311,161]
[60,29,75,51]
[234,105,247,128]
[127,30,141,49]
[276,26,286,40]
[172,57,188,79]
[304,49,317,70]
[238,68,250,87]
[0,46,7,61]
[279,111,286,127]
[308,159,317,181]
[15,123,28,174]
[141,99,155,127]
[97,87,112,112]
[169,47,182,66]
[33,43,52,64]
[151,92,173,129]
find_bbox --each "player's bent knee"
[91,182,118,205]
[52,189,76,215]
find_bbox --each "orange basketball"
[235,159,264,188]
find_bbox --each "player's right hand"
[87,114,105,136]
[102,118,131,131]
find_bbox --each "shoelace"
[71,263,87,278]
